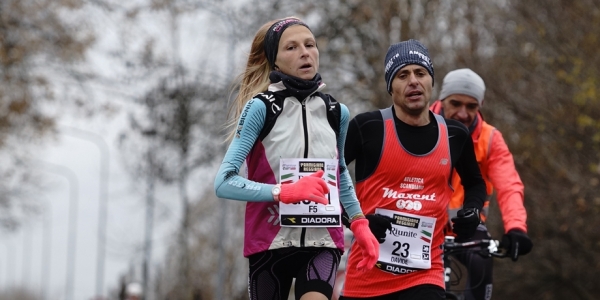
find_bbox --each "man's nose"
[408,73,419,85]
[456,106,469,119]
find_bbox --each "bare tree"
[114,0,599,298]
[233,1,600,299]
[0,0,94,231]
[480,0,600,299]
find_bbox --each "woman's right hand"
[278,170,329,205]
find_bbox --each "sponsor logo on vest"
[258,92,281,114]
[301,217,337,224]
[399,183,424,190]
[267,205,280,225]
[382,188,436,201]
[385,265,417,274]
[271,102,281,114]
[396,200,422,211]
[403,177,424,183]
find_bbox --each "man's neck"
[393,104,431,126]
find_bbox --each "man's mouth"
[406,90,423,100]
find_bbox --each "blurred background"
[0,0,598,299]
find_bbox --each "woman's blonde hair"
[225,16,302,142]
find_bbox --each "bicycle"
[443,235,508,300]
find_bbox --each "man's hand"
[366,214,394,243]
[451,207,480,241]
[501,229,533,261]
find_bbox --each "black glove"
[501,229,533,261]
[365,214,394,244]
[451,207,480,241]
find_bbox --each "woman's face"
[274,25,319,80]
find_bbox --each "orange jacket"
[430,101,527,233]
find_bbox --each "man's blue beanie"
[384,39,434,94]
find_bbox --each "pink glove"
[350,217,379,272]
[279,170,329,205]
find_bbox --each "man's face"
[390,65,433,116]
[440,94,480,128]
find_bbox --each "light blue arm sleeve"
[213,98,276,202]
[337,104,364,219]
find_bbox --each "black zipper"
[300,99,308,247]
[301,100,309,158]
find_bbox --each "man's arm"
[344,117,361,165]
[453,127,486,211]
[487,129,528,233]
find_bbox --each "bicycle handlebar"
[443,236,508,258]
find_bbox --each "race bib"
[374,208,436,274]
[278,158,341,227]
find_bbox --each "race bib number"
[375,208,436,274]
[279,158,341,227]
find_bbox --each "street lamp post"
[36,160,79,300]
[59,126,110,299]
[193,5,239,299]
[40,201,53,300]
